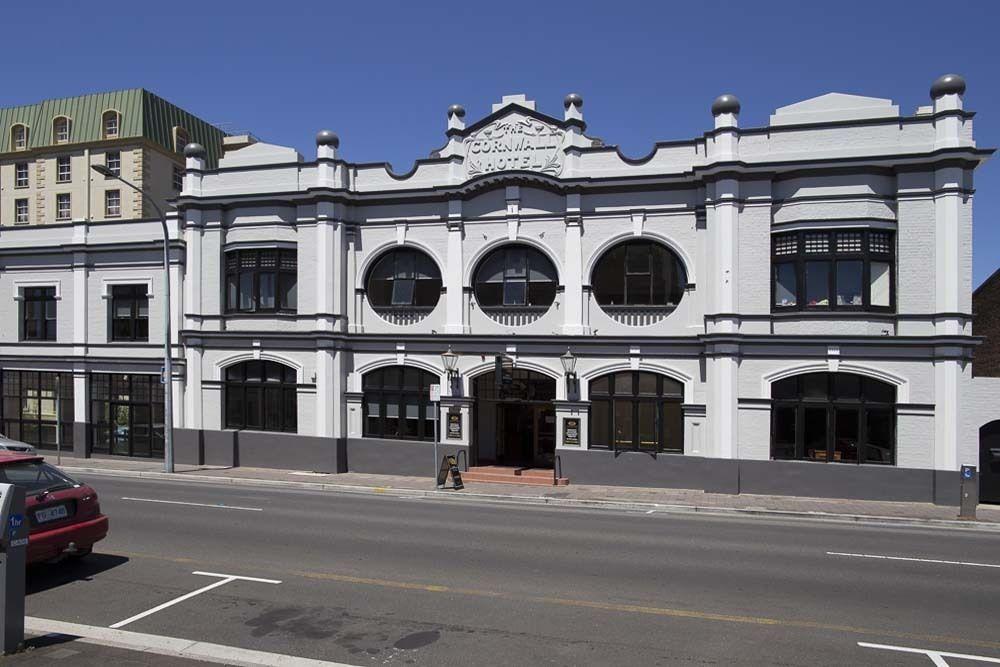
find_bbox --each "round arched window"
[366,249,442,321]
[473,245,557,315]
[592,240,687,325]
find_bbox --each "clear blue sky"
[7,0,999,285]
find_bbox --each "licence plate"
[36,505,69,524]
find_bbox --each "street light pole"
[91,164,175,473]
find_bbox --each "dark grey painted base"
[346,438,468,477]
[559,449,740,494]
[559,450,961,505]
[73,422,88,459]
[175,429,346,473]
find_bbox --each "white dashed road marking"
[110,571,281,629]
[121,497,263,511]
[859,641,1000,665]
[828,552,1000,569]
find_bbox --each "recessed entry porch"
[467,368,567,485]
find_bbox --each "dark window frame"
[223,361,298,433]
[0,370,73,451]
[109,284,149,342]
[589,371,684,454]
[472,244,558,310]
[224,248,298,314]
[365,248,442,311]
[592,240,688,309]
[771,229,895,313]
[362,366,438,442]
[90,373,164,458]
[770,372,896,465]
[21,286,57,341]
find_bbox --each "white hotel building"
[3,76,999,503]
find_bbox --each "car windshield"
[0,462,77,494]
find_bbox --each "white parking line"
[859,641,1000,665]
[110,571,281,629]
[828,551,1000,569]
[122,497,263,512]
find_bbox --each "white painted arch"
[583,229,697,286]
[351,357,445,392]
[760,362,910,403]
[354,238,447,291]
[462,236,564,287]
[579,361,695,403]
[213,351,305,384]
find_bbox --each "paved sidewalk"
[52,453,1000,528]
[8,633,213,666]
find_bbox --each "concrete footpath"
[50,454,1000,531]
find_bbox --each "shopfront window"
[770,372,895,465]
[362,366,438,441]
[0,370,73,450]
[589,371,683,453]
[90,374,164,458]
[224,361,298,433]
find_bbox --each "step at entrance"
[463,465,569,486]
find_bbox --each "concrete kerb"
[24,616,357,667]
[60,465,1000,534]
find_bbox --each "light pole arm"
[93,169,176,472]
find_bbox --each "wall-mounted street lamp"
[91,163,175,473]
[441,347,460,378]
[561,349,578,399]
[560,349,577,379]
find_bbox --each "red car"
[0,452,108,564]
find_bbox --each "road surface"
[24,473,1000,665]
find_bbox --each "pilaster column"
[445,199,467,334]
[315,344,336,437]
[928,75,969,473]
[562,192,586,335]
[315,130,340,187]
[72,369,88,458]
[184,344,203,429]
[315,201,345,333]
[182,144,206,196]
[183,209,203,332]
[72,251,87,353]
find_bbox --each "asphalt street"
[22,473,1000,666]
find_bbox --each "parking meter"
[959,465,977,521]
[0,483,26,654]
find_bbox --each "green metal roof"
[0,88,226,167]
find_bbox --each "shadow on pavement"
[26,553,129,595]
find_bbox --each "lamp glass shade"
[441,348,459,373]
[560,350,577,376]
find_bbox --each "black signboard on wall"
[447,412,462,440]
[563,418,580,446]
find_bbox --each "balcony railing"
[372,306,434,326]
[480,306,549,327]
[599,305,675,327]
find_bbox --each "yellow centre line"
[115,550,1000,652]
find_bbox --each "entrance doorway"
[472,369,556,468]
[981,421,1000,504]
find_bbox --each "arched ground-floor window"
[771,372,895,464]
[362,366,437,441]
[224,361,298,433]
[589,371,683,453]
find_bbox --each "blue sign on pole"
[962,467,974,480]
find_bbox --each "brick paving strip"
[54,455,1000,531]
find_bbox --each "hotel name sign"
[465,116,565,178]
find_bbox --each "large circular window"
[473,245,557,323]
[592,240,687,325]
[366,248,442,323]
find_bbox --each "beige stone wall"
[0,140,182,225]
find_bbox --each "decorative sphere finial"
[930,73,966,99]
[564,93,583,110]
[183,142,206,158]
[447,104,466,119]
[711,94,741,116]
[315,130,340,148]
